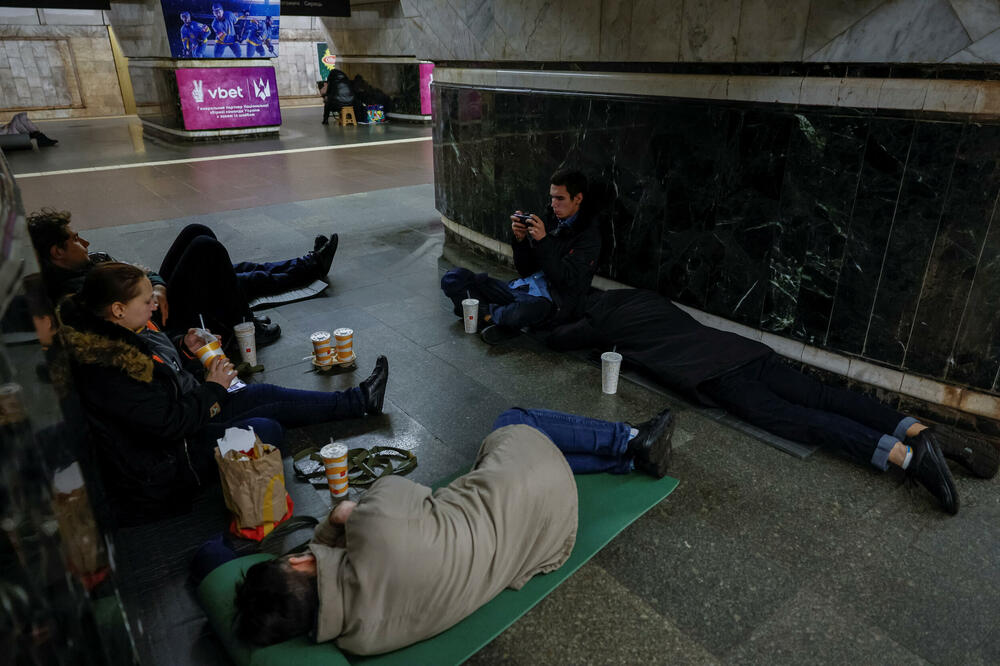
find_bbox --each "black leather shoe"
[252,312,271,325]
[928,427,999,479]
[311,233,339,279]
[908,430,959,515]
[313,234,329,252]
[360,355,388,415]
[627,408,674,478]
[254,319,281,347]
[481,324,519,345]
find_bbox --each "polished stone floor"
[11,111,999,665]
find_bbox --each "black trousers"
[701,353,911,469]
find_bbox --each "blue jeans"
[492,408,633,474]
[702,353,915,470]
[441,267,551,329]
[193,383,364,453]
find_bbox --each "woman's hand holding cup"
[206,356,236,388]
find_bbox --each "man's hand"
[525,214,546,241]
[153,285,169,325]
[205,356,236,388]
[510,210,529,241]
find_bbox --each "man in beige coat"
[233,406,674,655]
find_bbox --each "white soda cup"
[601,351,623,395]
[233,322,256,366]
[462,298,479,334]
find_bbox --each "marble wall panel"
[766,113,866,344]
[950,0,1000,41]
[905,123,1000,378]
[806,0,971,63]
[680,0,740,62]
[599,0,632,61]
[434,83,1000,392]
[628,0,682,62]
[736,0,808,62]
[826,118,914,356]
[864,122,962,367]
[802,0,885,60]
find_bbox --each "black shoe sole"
[361,356,388,414]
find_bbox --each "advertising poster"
[160,0,280,59]
[419,63,434,116]
[317,42,336,81]
[175,67,281,130]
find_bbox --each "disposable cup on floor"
[462,298,479,334]
[334,327,354,362]
[601,351,623,395]
[320,442,349,499]
[233,322,257,366]
[311,331,334,367]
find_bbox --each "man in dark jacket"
[27,209,339,348]
[547,288,1000,515]
[441,169,603,344]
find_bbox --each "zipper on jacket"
[183,438,202,486]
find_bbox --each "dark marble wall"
[432,83,1000,394]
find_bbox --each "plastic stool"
[338,106,357,126]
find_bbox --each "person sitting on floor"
[547,288,1000,515]
[28,210,339,347]
[441,168,603,344]
[232,405,674,654]
[1,112,57,147]
[56,262,388,524]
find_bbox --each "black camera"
[513,213,534,224]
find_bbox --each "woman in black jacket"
[57,262,388,523]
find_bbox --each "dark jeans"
[159,224,316,336]
[441,267,551,329]
[191,383,365,465]
[701,353,914,470]
[492,407,633,474]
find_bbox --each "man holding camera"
[441,168,603,344]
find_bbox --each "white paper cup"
[234,322,256,366]
[461,298,479,334]
[601,351,623,395]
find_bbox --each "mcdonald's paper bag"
[214,427,291,538]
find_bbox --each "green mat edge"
[198,472,680,666]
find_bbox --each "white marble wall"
[320,0,1000,64]
[0,24,125,121]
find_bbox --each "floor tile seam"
[13,136,433,179]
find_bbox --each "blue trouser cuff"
[871,434,897,471]
[893,416,919,441]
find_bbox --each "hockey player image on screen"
[179,11,211,57]
[237,10,266,58]
[211,3,242,58]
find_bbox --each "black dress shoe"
[360,355,388,415]
[254,319,281,347]
[313,234,329,252]
[907,430,959,515]
[928,427,999,479]
[627,407,675,478]
[311,233,339,279]
[252,312,271,325]
[481,324,519,345]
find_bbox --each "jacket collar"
[309,543,347,643]
[55,295,155,384]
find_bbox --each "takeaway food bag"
[214,427,293,540]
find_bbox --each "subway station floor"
[8,108,1000,665]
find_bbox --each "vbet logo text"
[191,78,271,104]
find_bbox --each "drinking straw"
[199,314,206,330]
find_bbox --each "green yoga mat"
[198,471,680,665]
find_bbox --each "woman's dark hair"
[233,559,319,646]
[78,262,147,317]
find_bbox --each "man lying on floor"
[546,288,998,516]
[233,406,674,655]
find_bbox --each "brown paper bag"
[214,432,290,536]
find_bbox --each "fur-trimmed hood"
[55,295,154,384]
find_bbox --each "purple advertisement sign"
[419,63,434,116]
[175,67,281,130]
